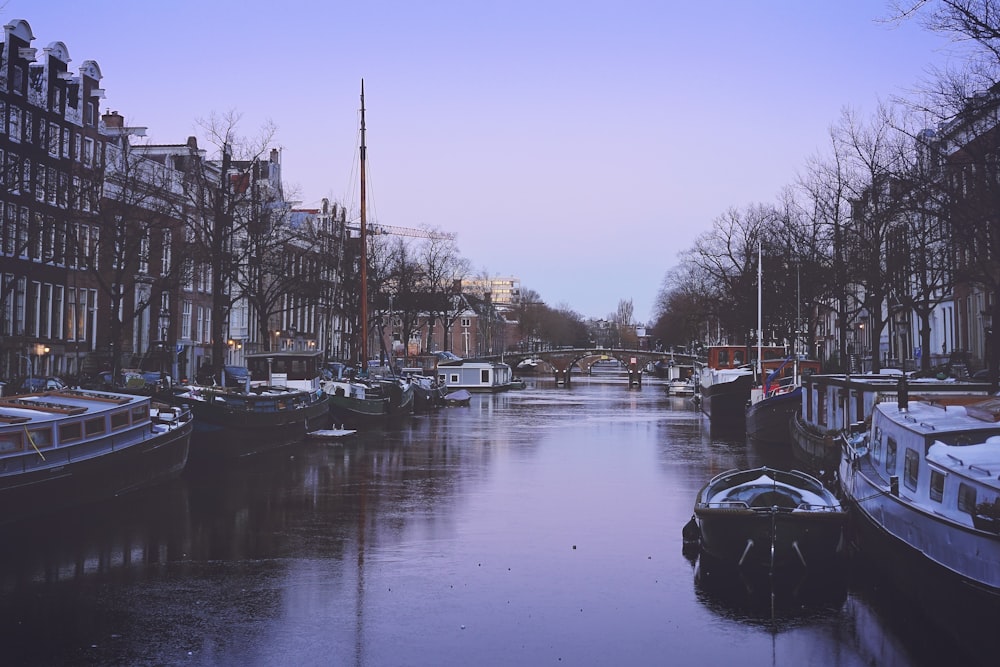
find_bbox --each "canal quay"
[0,376,987,666]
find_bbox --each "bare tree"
[170,111,280,383]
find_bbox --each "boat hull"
[0,409,192,523]
[161,387,331,460]
[745,386,801,443]
[699,372,753,426]
[694,467,845,570]
[840,451,1000,600]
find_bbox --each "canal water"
[0,376,986,666]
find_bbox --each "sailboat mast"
[757,241,762,378]
[359,79,369,370]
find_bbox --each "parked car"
[18,376,67,393]
[223,365,250,387]
[89,369,170,392]
[195,364,250,387]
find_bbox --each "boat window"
[903,449,919,491]
[886,437,897,473]
[871,427,882,462]
[110,410,130,430]
[59,421,83,443]
[26,428,54,449]
[930,470,945,503]
[959,483,977,514]
[132,406,149,424]
[449,374,459,384]
[481,370,490,384]
[0,432,23,453]
[85,417,107,437]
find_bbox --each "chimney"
[102,110,123,128]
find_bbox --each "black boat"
[691,466,845,571]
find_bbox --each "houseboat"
[839,390,1000,617]
[793,373,991,473]
[158,351,331,460]
[436,355,515,392]
[0,388,193,523]
[697,345,788,428]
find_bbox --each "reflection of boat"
[692,466,845,571]
[0,389,193,522]
[839,389,1000,612]
[694,551,847,627]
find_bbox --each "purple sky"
[16,1,969,321]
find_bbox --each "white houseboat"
[436,354,514,392]
[839,390,1000,615]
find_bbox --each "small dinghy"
[307,426,357,441]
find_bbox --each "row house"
[0,19,107,380]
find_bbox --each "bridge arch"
[494,348,698,387]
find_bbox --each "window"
[461,318,471,327]
[131,406,149,424]
[930,470,945,503]
[59,421,82,443]
[182,301,192,339]
[481,370,490,384]
[161,229,171,276]
[12,65,24,95]
[886,436,897,474]
[0,431,22,453]
[83,138,94,165]
[85,417,107,437]
[9,107,20,142]
[959,483,977,514]
[903,449,919,491]
[26,428,53,449]
[110,410,130,430]
[47,123,60,156]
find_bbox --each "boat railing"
[699,500,841,512]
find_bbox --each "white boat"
[0,388,193,524]
[839,389,1000,608]
[307,427,357,440]
[436,356,515,392]
[666,377,695,397]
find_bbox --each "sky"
[13,1,972,322]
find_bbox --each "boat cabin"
[245,351,323,392]
[437,358,513,392]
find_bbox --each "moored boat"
[0,388,193,523]
[666,377,696,397]
[839,389,1000,611]
[159,382,330,460]
[436,356,515,392]
[794,373,991,474]
[691,466,845,571]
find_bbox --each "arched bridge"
[487,348,699,387]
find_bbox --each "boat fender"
[682,515,700,544]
